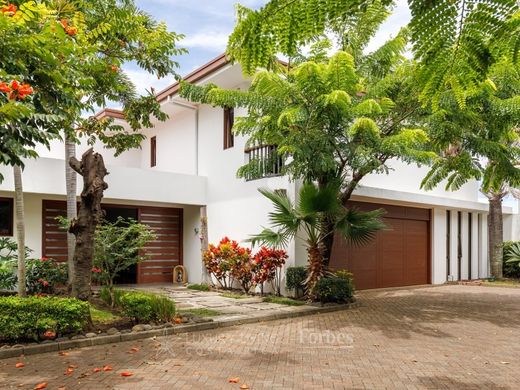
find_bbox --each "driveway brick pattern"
[1,285,519,389]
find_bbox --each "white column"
[460,212,469,280]
[470,213,479,280]
[432,208,447,284]
[449,210,459,281]
[478,213,489,278]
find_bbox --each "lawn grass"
[482,279,520,288]
[187,283,211,292]
[221,292,248,299]
[179,308,222,317]
[90,305,121,323]
[263,296,305,306]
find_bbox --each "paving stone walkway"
[124,285,308,319]
[1,285,520,389]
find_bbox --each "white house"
[1,54,518,289]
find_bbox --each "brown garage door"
[330,202,430,290]
[42,201,182,284]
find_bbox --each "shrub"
[286,266,307,297]
[203,237,251,289]
[0,238,29,291]
[0,296,89,342]
[93,217,155,306]
[503,241,520,278]
[26,257,68,294]
[99,286,126,308]
[314,271,355,303]
[252,247,287,296]
[120,291,175,323]
[187,283,211,291]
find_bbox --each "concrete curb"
[0,300,360,359]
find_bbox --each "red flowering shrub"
[0,80,33,100]
[1,3,17,16]
[252,247,287,296]
[26,258,68,294]
[203,237,251,290]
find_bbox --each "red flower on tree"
[1,3,17,16]
[0,80,33,100]
[38,278,50,287]
[91,267,102,273]
[60,19,78,36]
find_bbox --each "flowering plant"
[26,257,68,294]
[203,237,251,290]
[0,80,33,100]
[252,247,287,296]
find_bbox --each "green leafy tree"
[93,217,155,307]
[227,0,519,106]
[181,49,432,264]
[421,61,520,278]
[249,183,385,299]
[0,0,185,299]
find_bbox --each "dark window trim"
[150,136,157,167]
[0,197,14,237]
[223,107,234,150]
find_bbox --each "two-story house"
[1,54,518,289]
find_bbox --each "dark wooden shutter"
[138,206,182,283]
[150,136,157,167]
[0,198,13,236]
[42,200,68,263]
[223,107,234,149]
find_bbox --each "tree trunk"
[13,165,26,297]
[488,196,504,279]
[68,148,108,300]
[305,243,325,300]
[200,206,211,284]
[65,134,77,288]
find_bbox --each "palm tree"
[249,182,385,299]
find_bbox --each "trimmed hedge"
[120,291,176,323]
[0,296,89,342]
[314,271,355,303]
[286,266,307,297]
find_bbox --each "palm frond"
[335,208,386,246]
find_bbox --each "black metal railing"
[244,144,284,180]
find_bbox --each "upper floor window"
[0,198,13,236]
[223,107,234,150]
[150,136,157,167]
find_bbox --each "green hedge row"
[0,296,89,342]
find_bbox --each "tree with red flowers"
[252,247,287,296]
[1,0,185,300]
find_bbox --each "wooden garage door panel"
[330,202,430,290]
[404,220,429,286]
[378,218,405,288]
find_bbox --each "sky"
[128,0,411,95]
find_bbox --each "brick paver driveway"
[1,285,519,390]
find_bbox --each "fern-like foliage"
[409,0,519,107]
[181,50,433,193]
[227,0,519,107]
[421,60,520,193]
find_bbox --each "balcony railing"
[244,144,284,181]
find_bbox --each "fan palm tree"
[249,182,386,299]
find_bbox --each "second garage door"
[329,201,430,290]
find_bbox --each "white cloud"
[181,32,230,51]
[124,69,176,96]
